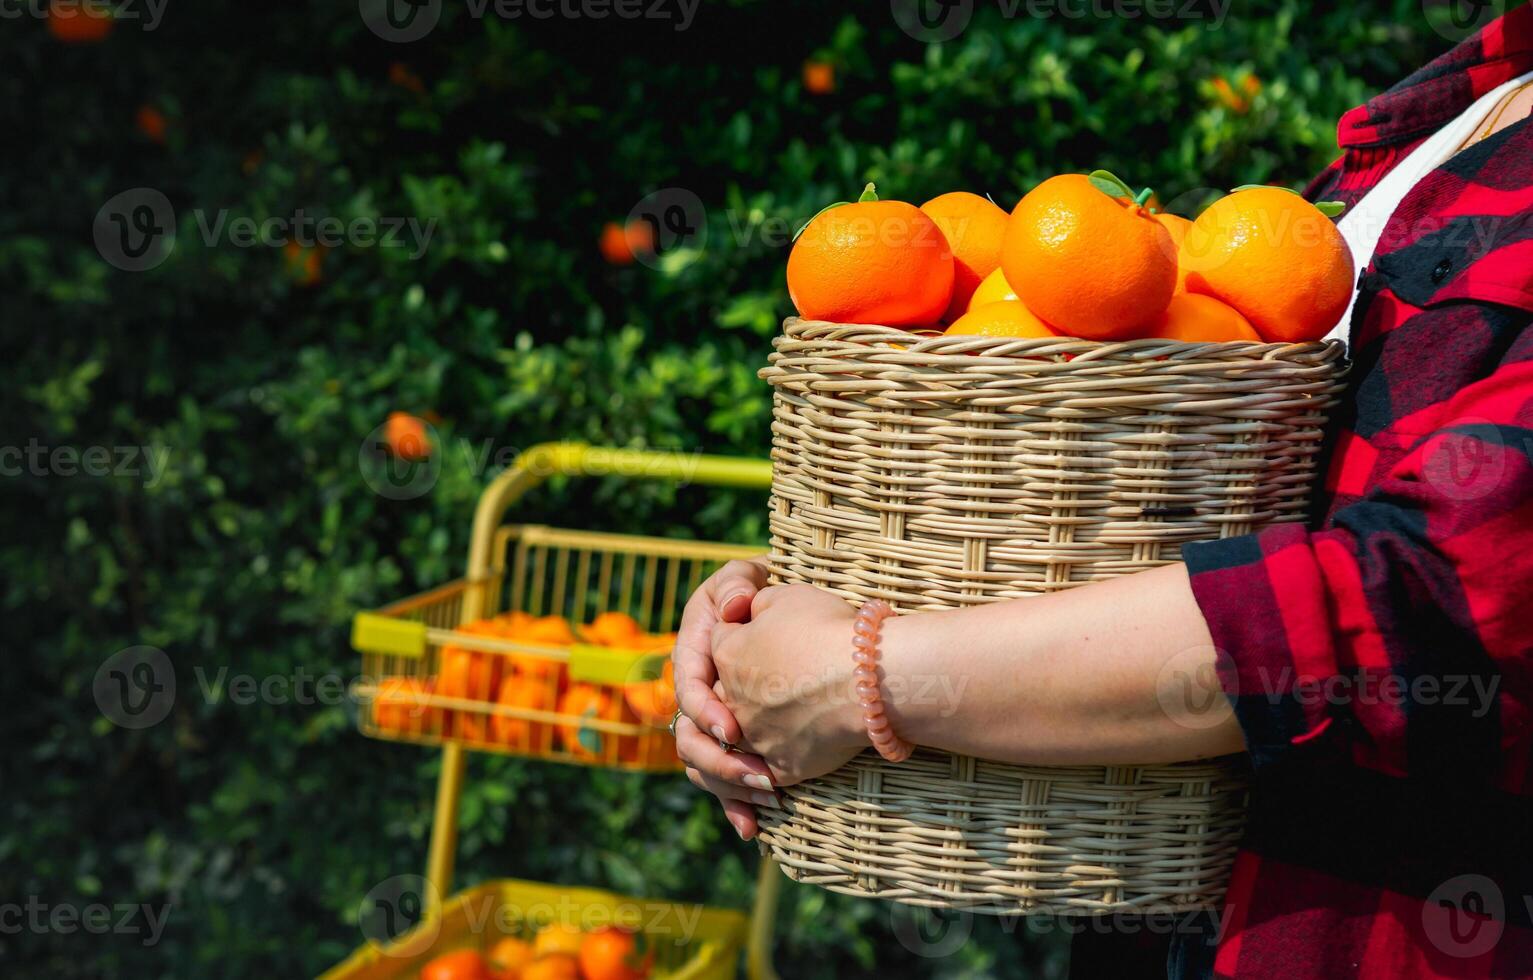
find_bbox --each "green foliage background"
[3,1,1456,975]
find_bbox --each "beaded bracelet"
[851,599,913,763]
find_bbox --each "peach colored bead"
[849,599,912,763]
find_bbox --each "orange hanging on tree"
[47,0,113,43]
[135,105,167,144]
[802,59,836,95]
[599,220,654,266]
[382,411,432,461]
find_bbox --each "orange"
[1144,293,1261,343]
[1181,187,1353,343]
[512,615,574,681]
[599,221,653,266]
[802,60,835,94]
[493,611,537,636]
[1150,212,1195,293]
[943,302,1059,339]
[491,675,553,748]
[1210,75,1262,113]
[787,184,954,328]
[283,242,324,285]
[526,616,576,645]
[579,927,654,980]
[582,611,643,647]
[383,412,431,461]
[1001,173,1176,340]
[966,267,1018,312]
[282,240,325,286]
[47,0,113,42]
[920,192,1011,322]
[373,676,435,734]
[388,61,426,94]
[557,684,618,761]
[486,937,535,979]
[438,645,504,744]
[421,949,495,980]
[624,660,677,725]
[533,923,586,960]
[520,954,579,980]
[135,105,167,145]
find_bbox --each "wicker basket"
[754,317,1348,914]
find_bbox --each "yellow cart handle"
[466,442,772,583]
[426,443,782,980]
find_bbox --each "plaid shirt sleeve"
[1184,353,1533,780]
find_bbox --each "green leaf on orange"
[793,183,879,241]
[1087,169,1134,199]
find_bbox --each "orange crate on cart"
[332,444,783,980]
[352,525,763,771]
[320,878,748,980]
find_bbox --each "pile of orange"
[420,924,652,980]
[371,610,679,766]
[786,174,1352,344]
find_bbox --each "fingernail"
[743,774,773,791]
[752,792,780,809]
[733,821,748,841]
[710,725,727,742]
[720,591,750,620]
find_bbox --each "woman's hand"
[711,584,867,785]
[672,558,779,840]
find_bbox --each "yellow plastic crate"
[352,525,762,771]
[321,878,748,980]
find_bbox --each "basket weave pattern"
[755,317,1348,913]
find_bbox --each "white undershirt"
[1326,69,1533,342]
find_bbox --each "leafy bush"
[3,1,1442,976]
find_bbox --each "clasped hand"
[669,559,867,840]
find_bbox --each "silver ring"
[667,708,684,738]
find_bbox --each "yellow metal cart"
[327,443,782,980]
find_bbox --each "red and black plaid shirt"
[1182,7,1533,978]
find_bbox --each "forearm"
[880,563,1246,766]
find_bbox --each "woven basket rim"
[782,316,1348,364]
